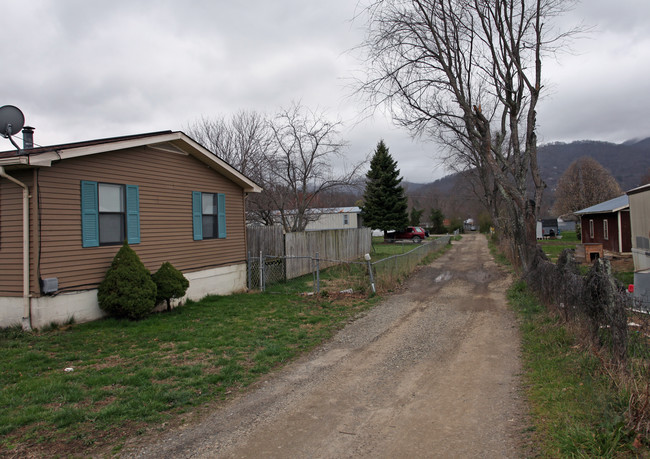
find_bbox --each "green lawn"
[369,235,448,258]
[538,230,579,262]
[0,292,377,455]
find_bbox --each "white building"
[304,207,362,231]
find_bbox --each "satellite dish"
[0,105,25,138]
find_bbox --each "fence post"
[247,251,251,290]
[365,253,376,294]
[260,250,264,292]
[315,252,320,294]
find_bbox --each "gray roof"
[574,194,629,215]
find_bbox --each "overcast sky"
[2,0,650,183]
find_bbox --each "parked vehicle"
[384,226,428,243]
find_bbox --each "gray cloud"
[2,0,649,183]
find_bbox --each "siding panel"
[35,147,248,293]
[0,170,34,296]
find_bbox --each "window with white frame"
[603,219,609,240]
[589,219,594,239]
[343,214,349,225]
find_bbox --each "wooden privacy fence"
[284,228,372,278]
[247,225,284,257]
[247,226,373,280]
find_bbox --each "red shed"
[574,195,631,254]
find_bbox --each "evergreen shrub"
[97,241,157,320]
[152,262,190,311]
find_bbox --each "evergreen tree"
[409,207,424,226]
[429,208,445,234]
[152,262,190,312]
[97,241,157,320]
[361,140,408,234]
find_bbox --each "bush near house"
[152,262,190,311]
[97,241,157,320]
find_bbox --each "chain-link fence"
[371,236,450,291]
[524,247,650,437]
[248,235,451,294]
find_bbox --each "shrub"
[97,241,157,320]
[152,262,190,311]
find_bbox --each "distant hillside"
[538,138,650,193]
[402,137,650,217]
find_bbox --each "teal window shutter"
[81,181,99,247]
[125,185,140,244]
[192,191,203,240]
[217,193,226,238]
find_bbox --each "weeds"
[491,229,650,455]
[509,281,643,456]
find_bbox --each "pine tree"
[361,140,408,235]
[409,207,424,226]
[430,208,446,234]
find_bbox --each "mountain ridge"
[401,137,650,218]
[405,137,650,193]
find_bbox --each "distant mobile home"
[304,207,363,231]
[0,131,261,329]
[627,184,650,310]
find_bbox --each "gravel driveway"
[122,233,530,458]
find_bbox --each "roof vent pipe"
[22,126,34,149]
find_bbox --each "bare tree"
[358,0,575,270]
[188,105,365,231]
[552,156,623,216]
[186,110,272,176]
[266,102,365,232]
[186,110,277,225]
[640,168,650,187]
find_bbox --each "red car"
[384,226,428,243]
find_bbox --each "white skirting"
[0,263,247,329]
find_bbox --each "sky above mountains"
[2,0,649,183]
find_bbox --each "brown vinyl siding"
[35,146,247,292]
[0,170,35,296]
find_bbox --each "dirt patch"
[609,256,634,273]
[121,234,534,458]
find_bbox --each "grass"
[1,239,453,456]
[508,281,642,457]
[538,230,580,262]
[490,233,648,457]
[0,291,377,455]
[264,236,453,296]
[370,235,425,257]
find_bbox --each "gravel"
[121,234,532,458]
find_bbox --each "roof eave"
[0,156,29,166]
[575,206,629,216]
[627,183,650,196]
[3,131,262,193]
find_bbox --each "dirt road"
[123,234,530,458]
